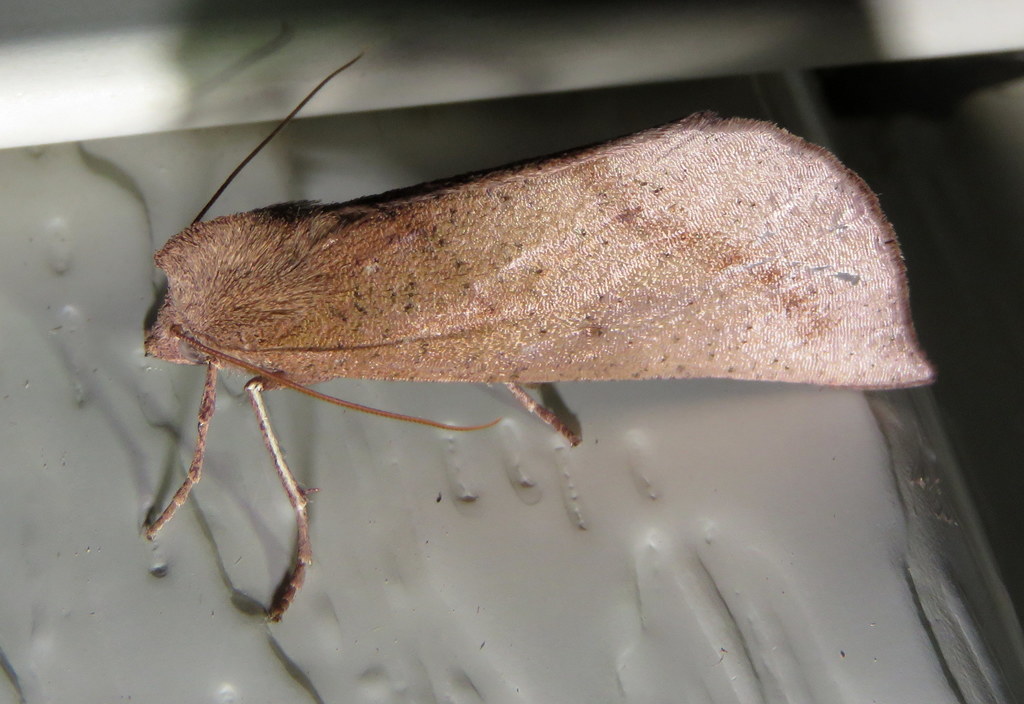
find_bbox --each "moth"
[144,63,933,620]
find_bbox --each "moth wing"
[158,113,932,388]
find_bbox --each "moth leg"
[504,382,581,446]
[245,377,313,622]
[146,364,219,539]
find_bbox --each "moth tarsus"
[506,383,582,446]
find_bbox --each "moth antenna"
[192,52,365,224]
[172,326,501,433]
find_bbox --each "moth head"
[144,300,206,366]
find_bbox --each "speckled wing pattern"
[153,113,933,388]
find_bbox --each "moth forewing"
[151,114,932,389]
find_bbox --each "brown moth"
[144,77,933,620]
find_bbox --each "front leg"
[146,364,219,539]
[245,377,314,621]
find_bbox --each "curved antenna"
[192,52,365,225]
[173,326,501,433]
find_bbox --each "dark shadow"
[819,51,1024,700]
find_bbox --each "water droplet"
[149,540,168,577]
[444,436,478,502]
[217,683,238,703]
[57,304,82,331]
[625,430,660,500]
[554,444,586,529]
[498,420,542,505]
[43,216,73,274]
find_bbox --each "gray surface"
[0,74,992,702]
